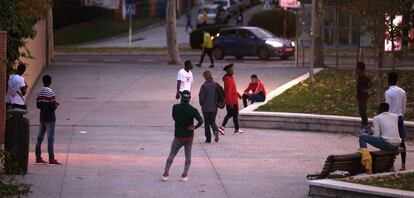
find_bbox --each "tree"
[0,0,52,74]
[310,0,324,84]
[166,0,181,64]
[343,0,413,103]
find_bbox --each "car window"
[220,30,236,37]
[239,30,255,39]
[250,28,274,39]
[213,1,228,7]
[206,8,217,14]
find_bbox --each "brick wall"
[0,32,6,145]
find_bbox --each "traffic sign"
[126,4,136,16]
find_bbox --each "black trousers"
[242,93,266,108]
[357,100,368,127]
[203,111,219,142]
[198,48,214,66]
[222,104,239,131]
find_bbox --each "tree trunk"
[311,0,324,68]
[166,0,181,64]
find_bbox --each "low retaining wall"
[239,69,414,138]
[308,171,414,198]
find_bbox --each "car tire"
[257,47,269,60]
[213,47,225,60]
[235,55,244,60]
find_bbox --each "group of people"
[356,62,407,171]
[5,63,61,165]
[163,60,267,182]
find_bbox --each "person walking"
[5,63,28,110]
[220,64,244,134]
[163,91,203,182]
[35,75,62,165]
[185,10,193,33]
[356,62,371,132]
[385,71,407,171]
[235,10,244,26]
[176,60,194,100]
[242,74,266,107]
[199,70,223,143]
[195,30,214,68]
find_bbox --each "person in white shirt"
[385,71,407,170]
[5,63,28,109]
[176,60,194,100]
[359,103,401,151]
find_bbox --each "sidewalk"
[23,59,413,198]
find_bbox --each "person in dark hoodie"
[35,75,61,165]
[163,90,203,182]
[220,64,244,134]
[199,70,223,143]
[242,74,266,107]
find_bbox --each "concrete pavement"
[22,55,414,198]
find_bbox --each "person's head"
[203,70,213,81]
[223,64,234,75]
[251,74,258,83]
[184,60,193,70]
[181,90,191,103]
[388,71,398,86]
[378,103,390,114]
[42,75,52,87]
[356,62,365,75]
[16,63,27,75]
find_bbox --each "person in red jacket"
[242,74,266,107]
[220,64,244,134]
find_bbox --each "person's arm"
[373,117,380,137]
[176,71,182,99]
[193,110,204,130]
[402,92,407,116]
[385,91,391,105]
[199,85,205,106]
[244,83,252,95]
[172,105,177,121]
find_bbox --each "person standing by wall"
[176,60,194,100]
[242,74,266,107]
[220,64,244,134]
[199,70,221,143]
[163,91,203,182]
[355,62,371,132]
[5,63,28,110]
[35,75,61,165]
[195,30,214,68]
[385,71,407,171]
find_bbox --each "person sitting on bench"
[359,103,401,151]
[242,74,266,108]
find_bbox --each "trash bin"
[5,109,30,175]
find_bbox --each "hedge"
[247,10,296,39]
[189,25,230,49]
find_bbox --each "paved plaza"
[23,55,413,198]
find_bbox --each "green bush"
[189,25,229,49]
[248,10,296,39]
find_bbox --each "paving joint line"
[196,136,231,198]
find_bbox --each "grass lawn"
[54,17,163,46]
[343,172,414,191]
[257,69,414,121]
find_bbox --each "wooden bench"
[307,150,400,180]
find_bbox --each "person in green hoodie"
[162,90,203,182]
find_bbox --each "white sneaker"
[234,130,245,134]
[162,176,169,182]
[218,127,226,135]
[180,176,188,182]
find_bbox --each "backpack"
[215,83,225,109]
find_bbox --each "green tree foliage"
[0,0,52,73]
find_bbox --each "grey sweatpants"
[164,138,193,176]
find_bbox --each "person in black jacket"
[199,70,221,143]
[35,75,61,165]
[163,91,203,182]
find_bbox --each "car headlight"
[291,41,295,47]
[265,40,283,48]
